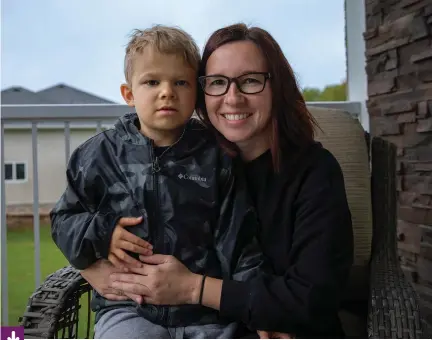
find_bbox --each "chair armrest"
[19,265,92,339]
[368,240,424,338]
[368,137,427,338]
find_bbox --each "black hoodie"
[51,113,264,327]
[221,144,354,338]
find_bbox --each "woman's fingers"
[257,330,270,339]
[110,273,145,284]
[104,292,143,304]
[116,289,144,304]
[275,333,294,339]
[109,264,153,278]
[103,294,130,301]
[126,264,154,276]
[104,284,144,304]
[111,280,152,296]
[125,292,143,304]
[257,331,294,339]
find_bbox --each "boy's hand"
[109,216,153,269]
[257,330,295,339]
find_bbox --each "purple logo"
[1,326,24,340]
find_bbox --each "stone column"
[364,0,432,327]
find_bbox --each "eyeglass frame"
[198,72,271,96]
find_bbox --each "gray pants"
[94,306,239,339]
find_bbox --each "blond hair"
[124,25,201,83]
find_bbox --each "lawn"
[5,224,94,337]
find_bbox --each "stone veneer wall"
[364,0,432,327]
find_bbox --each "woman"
[82,23,353,338]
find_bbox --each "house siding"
[4,129,98,206]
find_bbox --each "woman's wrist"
[200,276,222,310]
[184,273,223,310]
[186,272,203,305]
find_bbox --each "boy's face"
[121,47,197,146]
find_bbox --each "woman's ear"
[120,83,135,107]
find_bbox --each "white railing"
[1,104,128,326]
[0,101,362,325]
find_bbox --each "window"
[4,162,27,182]
[5,164,13,180]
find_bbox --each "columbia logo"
[178,173,207,182]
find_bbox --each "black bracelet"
[198,275,207,305]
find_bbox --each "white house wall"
[4,129,98,205]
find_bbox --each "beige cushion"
[308,106,373,267]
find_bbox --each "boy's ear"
[120,83,135,107]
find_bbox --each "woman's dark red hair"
[196,23,318,171]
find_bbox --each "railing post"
[1,121,9,325]
[32,122,41,288]
[345,0,369,132]
[96,121,103,134]
[64,121,71,165]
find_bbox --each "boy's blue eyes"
[143,80,188,86]
[143,80,159,86]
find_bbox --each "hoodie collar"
[114,112,151,145]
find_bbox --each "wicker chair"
[18,109,429,339]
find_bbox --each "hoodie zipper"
[151,126,186,174]
[149,128,186,325]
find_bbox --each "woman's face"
[204,41,272,149]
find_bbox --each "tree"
[302,87,322,101]
[302,81,347,101]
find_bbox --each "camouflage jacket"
[51,113,264,327]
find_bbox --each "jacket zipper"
[149,127,187,325]
[150,145,161,249]
[149,144,166,324]
[150,127,186,247]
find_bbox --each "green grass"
[4,224,94,337]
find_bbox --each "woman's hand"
[257,330,295,339]
[80,259,142,303]
[109,254,202,305]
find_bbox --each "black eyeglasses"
[198,72,271,96]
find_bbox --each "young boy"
[51,25,264,338]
